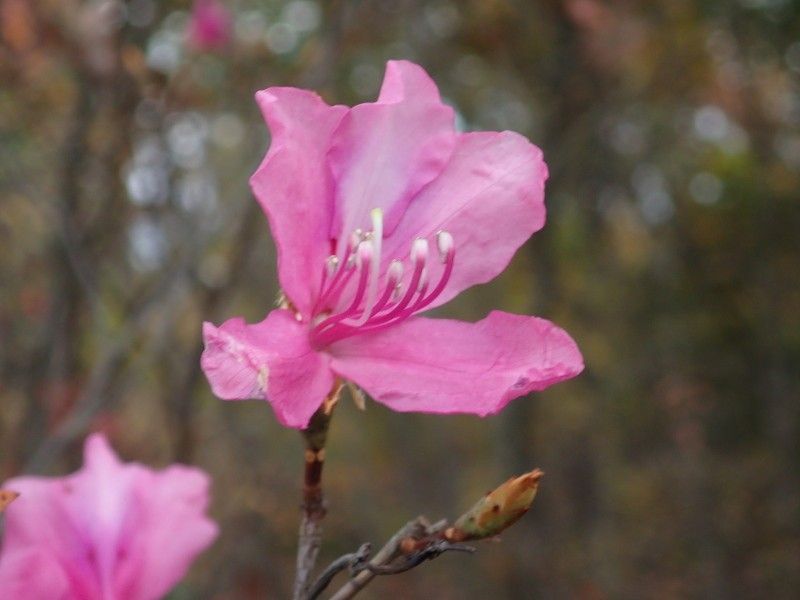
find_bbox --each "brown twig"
[361,540,475,575]
[309,536,474,600]
[293,402,336,600]
[327,518,443,600]
[307,543,372,600]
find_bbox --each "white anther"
[410,238,429,265]
[356,240,373,268]
[387,259,404,283]
[436,230,454,262]
[325,255,340,277]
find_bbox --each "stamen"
[356,239,373,269]
[369,259,403,316]
[314,242,356,313]
[419,266,429,289]
[411,237,428,265]
[326,255,340,276]
[312,241,373,332]
[349,208,383,326]
[361,240,427,325]
[410,232,455,312]
[322,263,356,311]
[436,231,454,262]
[387,259,404,283]
[310,230,456,348]
[317,255,340,300]
[365,230,454,323]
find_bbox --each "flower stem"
[292,405,333,600]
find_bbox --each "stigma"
[311,209,455,347]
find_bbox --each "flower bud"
[445,469,543,542]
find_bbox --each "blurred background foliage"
[1,0,799,597]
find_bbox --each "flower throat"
[310,208,454,348]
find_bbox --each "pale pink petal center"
[328,60,455,246]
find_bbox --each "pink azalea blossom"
[187,0,232,51]
[0,434,218,600]
[202,60,584,429]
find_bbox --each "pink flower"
[202,60,584,429]
[0,434,218,600]
[187,0,232,51]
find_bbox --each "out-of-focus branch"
[163,200,264,463]
[24,261,187,473]
[16,62,94,466]
[11,0,141,470]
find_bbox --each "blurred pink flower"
[202,60,584,429]
[187,0,232,51]
[0,434,218,600]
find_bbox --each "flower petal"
[201,309,334,428]
[0,549,70,600]
[328,311,583,416]
[382,131,548,309]
[0,477,99,598]
[0,434,218,600]
[115,464,218,600]
[250,88,348,316]
[328,60,456,242]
